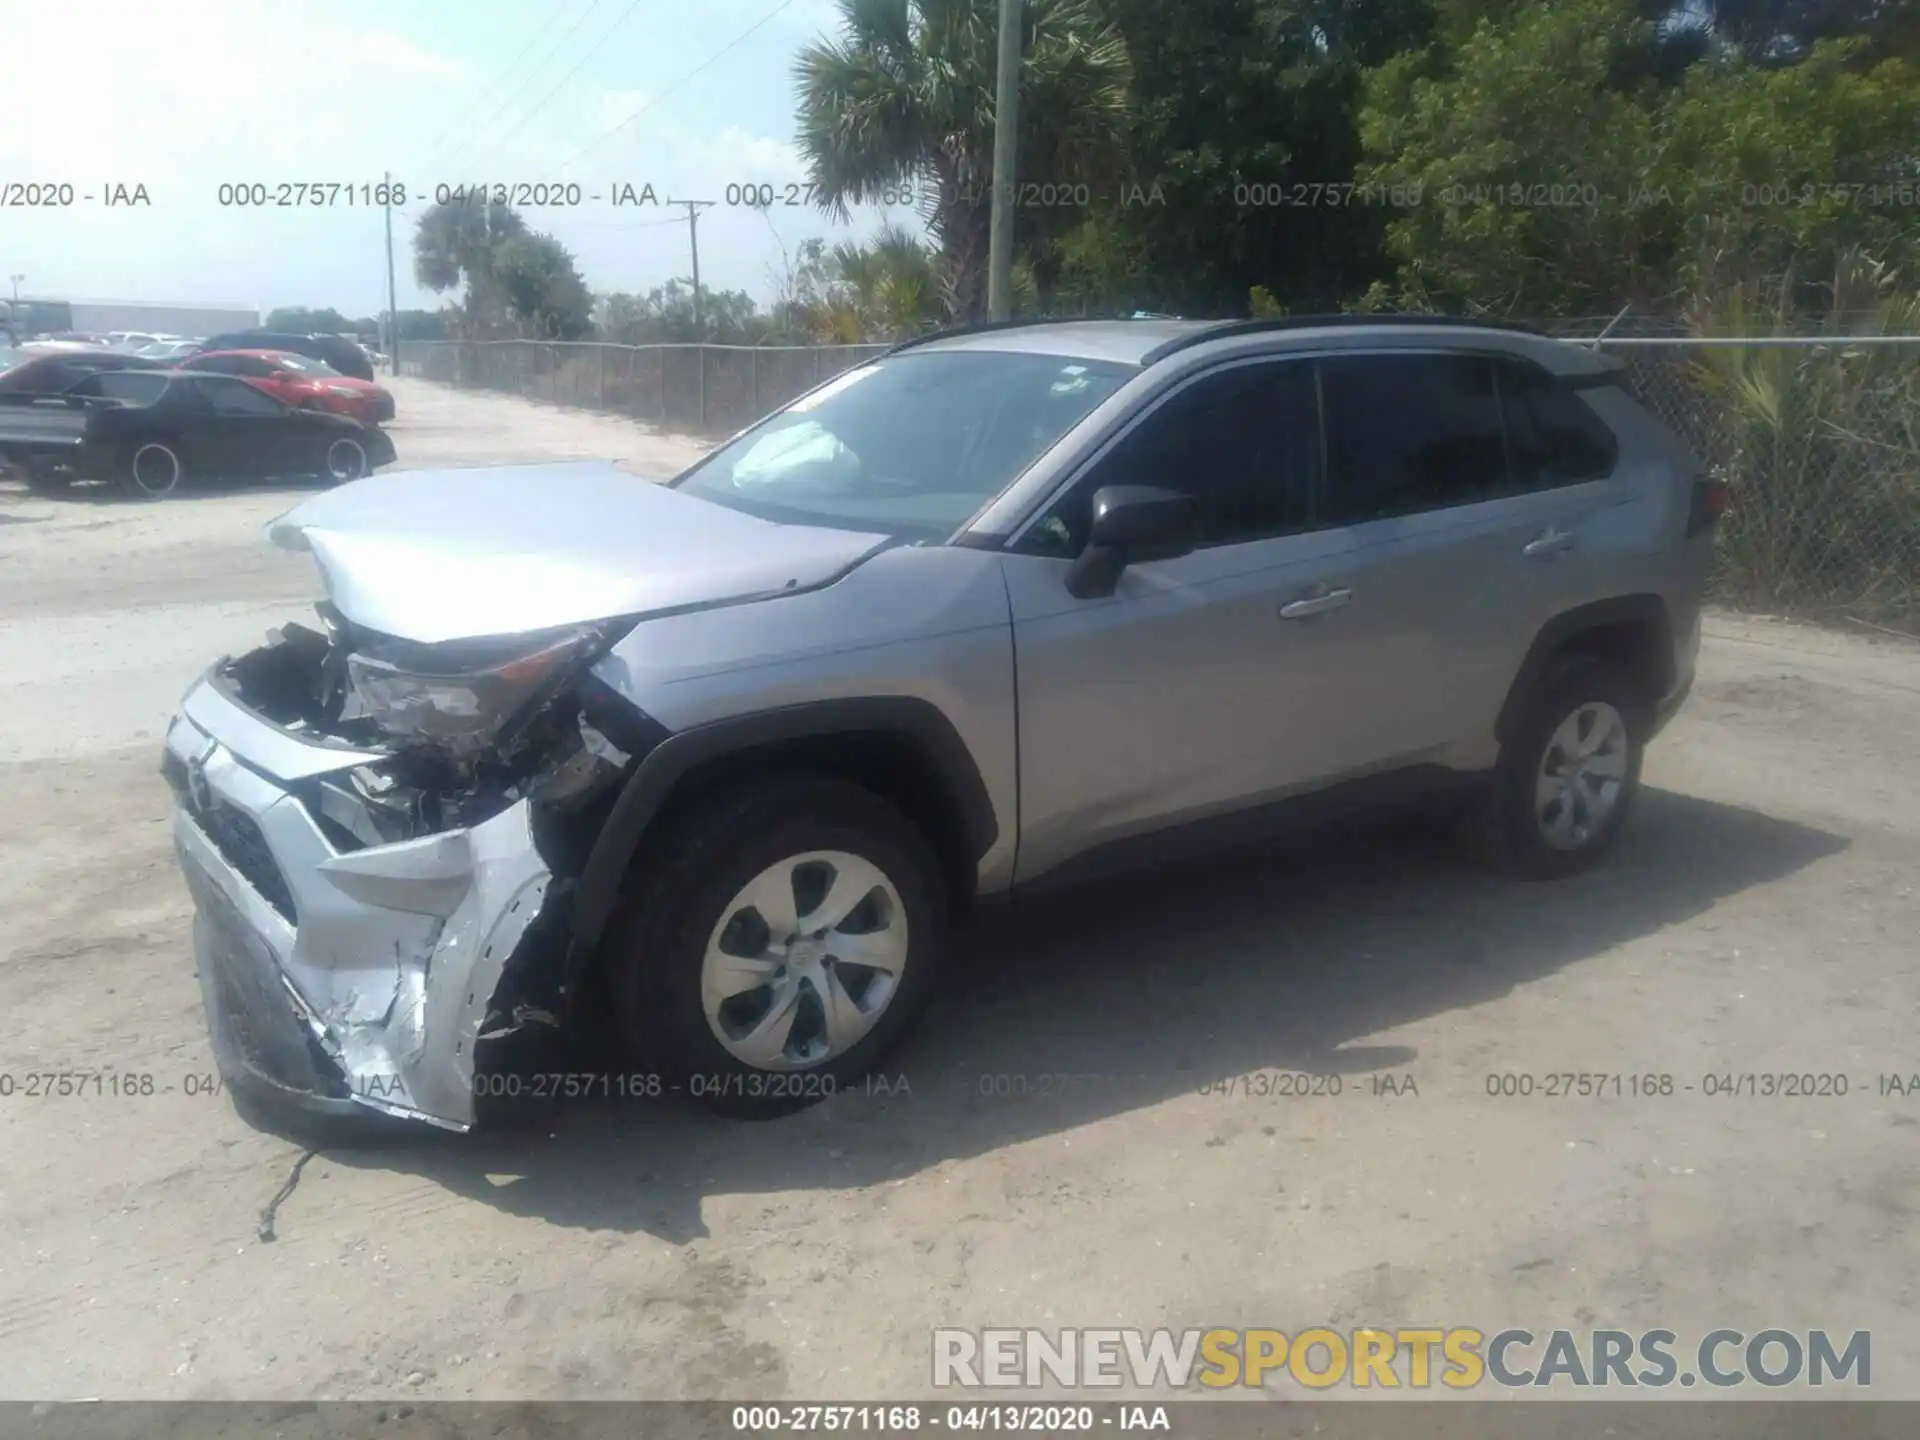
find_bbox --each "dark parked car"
[0,350,168,395]
[193,331,376,382]
[0,368,395,497]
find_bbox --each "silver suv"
[162,317,1719,1134]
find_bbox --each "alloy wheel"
[700,850,909,1069]
[1533,701,1629,851]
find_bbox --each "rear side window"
[1499,359,1619,488]
[1320,353,1509,523]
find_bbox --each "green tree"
[1356,0,1677,316]
[794,0,1132,322]
[491,232,595,340]
[1055,0,1437,317]
[264,305,355,333]
[1356,0,1920,316]
[412,198,529,328]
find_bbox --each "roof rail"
[880,316,1083,357]
[1139,313,1546,366]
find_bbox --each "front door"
[1002,356,1361,884]
[191,375,300,479]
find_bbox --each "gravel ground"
[1,375,1916,1403]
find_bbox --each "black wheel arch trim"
[1495,594,1674,746]
[567,695,999,960]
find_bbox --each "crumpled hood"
[267,461,891,645]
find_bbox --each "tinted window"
[199,376,284,415]
[87,371,170,404]
[1499,360,1618,487]
[1027,360,1319,557]
[1321,353,1509,523]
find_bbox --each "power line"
[423,0,610,177]
[439,0,616,175]
[413,9,578,162]
[550,0,803,177]
[456,0,652,172]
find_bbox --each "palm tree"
[830,224,944,335]
[794,0,1131,323]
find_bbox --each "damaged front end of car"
[165,607,662,1132]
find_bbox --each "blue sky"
[4,0,907,319]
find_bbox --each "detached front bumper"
[164,677,558,1132]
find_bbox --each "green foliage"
[264,306,355,333]
[1357,0,1678,315]
[1664,45,1920,296]
[794,0,1132,321]
[411,200,595,339]
[1683,251,1920,618]
[596,281,769,345]
[1356,0,1920,315]
[490,233,595,340]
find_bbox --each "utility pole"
[382,173,400,373]
[987,0,1022,321]
[5,274,22,346]
[673,199,714,337]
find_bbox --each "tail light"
[1687,476,1730,537]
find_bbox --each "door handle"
[1522,527,1577,558]
[1279,587,1352,619]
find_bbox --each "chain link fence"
[1591,336,1920,626]
[402,340,892,439]
[403,334,1920,627]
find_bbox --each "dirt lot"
[1,376,1917,1402]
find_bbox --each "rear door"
[1305,350,1549,773]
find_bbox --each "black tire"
[323,436,368,482]
[605,775,946,1119]
[1474,655,1648,880]
[121,439,186,499]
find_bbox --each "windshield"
[675,350,1133,538]
[271,352,339,376]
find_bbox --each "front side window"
[674,350,1134,539]
[199,376,283,415]
[1321,353,1510,523]
[1022,360,1320,558]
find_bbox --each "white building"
[66,299,259,336]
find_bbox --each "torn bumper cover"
[165,678,559,1132]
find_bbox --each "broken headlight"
[344,625,605,757]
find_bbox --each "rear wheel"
[605,776,945,1118]
[324,436,367,482]
[1476,656,1646,879]
[122,440,185,499]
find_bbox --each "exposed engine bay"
[166,607,662,1130]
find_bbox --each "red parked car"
[177,349,395,425]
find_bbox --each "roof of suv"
[891,315,1613,376]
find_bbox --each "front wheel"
[606,776,945,1118]
[1476,656,1647,880]
[324,436,368,482]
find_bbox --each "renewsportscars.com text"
[932,1327,1871,1391]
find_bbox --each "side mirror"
[1065,484,1198,600]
